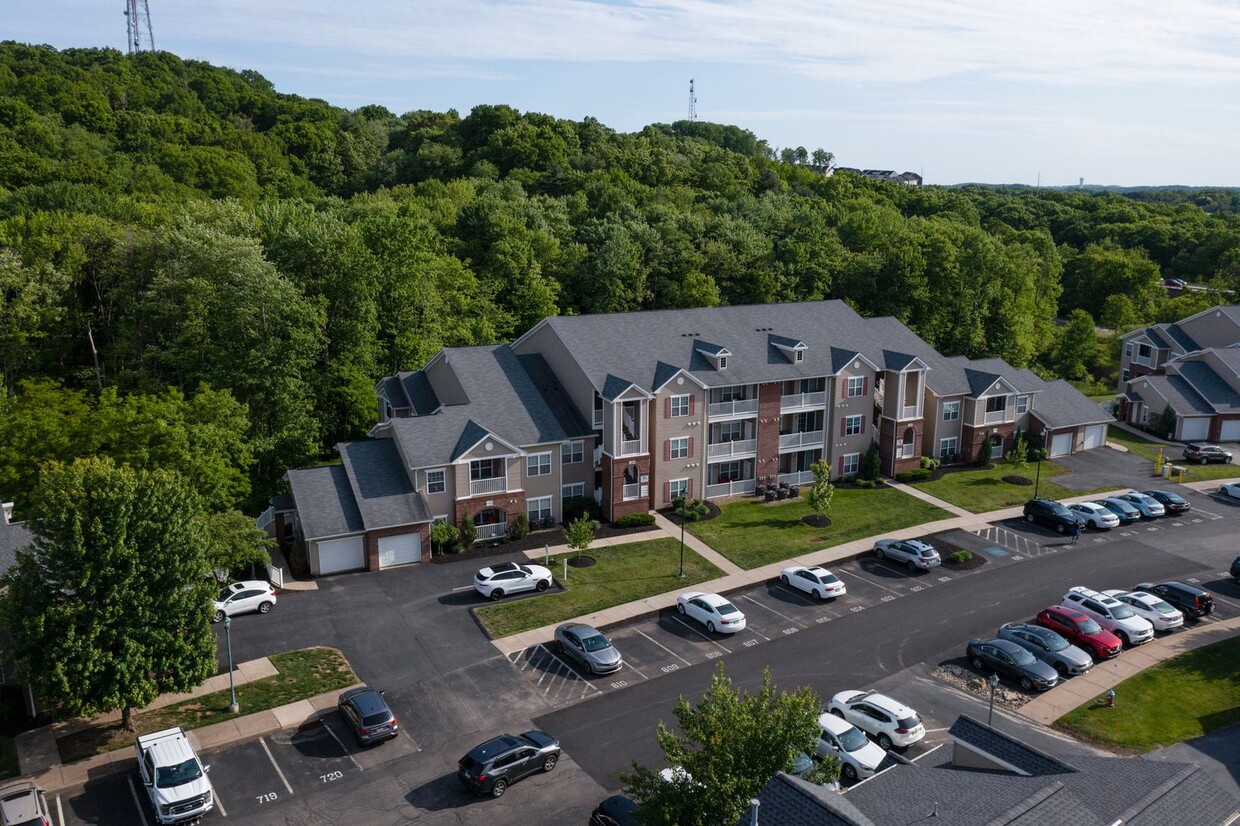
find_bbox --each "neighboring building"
[283,301,1109,573]
[835,168,923,186]
[740,715,1239,825]
[1117,305,1240,442]
[0,502,29,581]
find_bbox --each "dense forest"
[2,43,1238,512]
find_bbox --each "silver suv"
[1061,587,1154,647]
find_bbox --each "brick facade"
[961,422,1014,462]
[755,382,783,486]
[601,453,652,521]
[455,493,527,539]
[878,418,924,475]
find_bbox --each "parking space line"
[215,788,228,818]
[1210,594,1240,611]
[773,583,818,605]
[55,795,63,826]
[624,662,649,680]
[669,614,733,652]
[836,567,903,596]
[126,774,153,826]
[738,594,806,626]
[875,559,934,583]
[536,644,602,694]
[260,736,294,796]
[634,628,693,666]
[322,720,363,771]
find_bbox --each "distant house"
[0,502,34,710]
[1116,305,1240,442]
[836,168,923,186]
[739,715,1239,825]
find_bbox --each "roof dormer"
[768,333,807,365]
[694,340,732,371]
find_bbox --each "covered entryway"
[1220,420,1240,442]
[1083,424,1106,450]
[378,533,422,568]
[315,535,365,575]
[1049,431,1073,458]
[989,434,1004,460]
[1181,417,1210,441]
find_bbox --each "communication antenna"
[124,0,156,54]
[688,79,697,122]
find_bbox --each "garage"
[1220,420,1240,442]
[1083,424,1106,450]
[1180,417,1210,441]
[315,536,365,575]
[378,533,422,568]
[1049,431,1073,458]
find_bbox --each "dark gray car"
[554,623,623,675]
[998,622,1093,677]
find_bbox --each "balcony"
[778,470,815,486]
[706,479,756,499]
[778,430,824,450]
[707,438,757,459]
[469,476,508,496]
[620,439,643,455]
[476,522,508,541]
[593,410,604,428]
[983,410,1009,425]
[780,391,826,413]
[901,405,920,420]
[708,398,758,420]
[593,445,603,466]
[622,483,642,500]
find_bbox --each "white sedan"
[473,562,553,600]
[1066,502,1120,529]
[1218,482,1240,500]
[676,592,747,634]
[1103,589,1184,631]
[780,566,846,600]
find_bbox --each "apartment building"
[283,301,1109,575]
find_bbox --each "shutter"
[665,398,671,418]
[687,436,694,457]
[860,416,866,434]
[838,456,845,476]
[665,440,671,460]
[863,376,868,395]
[689,395,696,415]
[664,481,670,502]
[687,479,693,498]
[839,417,846,436]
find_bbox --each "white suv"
[1061,587,1154,646]
[827,690,925,751]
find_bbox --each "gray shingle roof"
[1121,761,1239,826]
[286,465,364,541]
[338,440,430,530]
[1145,326,1173,350]
[399,371,441,415]
[1177,361,1240,411]
[378,376,407,410]
[1136,374,1216,416]
[739,772,875,826]
[1029,380,1114,429]
[831,347,862,374]
[948,716,1077,776]
[0,518,32,577]
[386,346,593,469]
[1162,323,1199,352]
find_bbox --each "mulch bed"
[567,555,597,568]
[1002,475,1034,486]
[659,501,721,526]
[430,522,657,565]
[801,515,832,528]
[943,553,988,571]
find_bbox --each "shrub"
[459,508,478,545]
[563,495,602,524]
[854,479,877,489]
[859,444,881,481]
[976,436,993,466]
[671,496,709,521]
[919,455,940,471]
[614,512,656,528]
[949,550,973,564]
[509,513,530,540]
[894,468,932,483]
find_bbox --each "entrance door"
[989,434,1004,460]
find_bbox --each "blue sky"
[15,1,1240,186]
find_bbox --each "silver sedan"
[553,623,623,675]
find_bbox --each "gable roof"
[1133,374,1216,416]
[0,517,31,578]
[285,465,364,541]
[1176,361,1240,411]
[1029,380,1114,429]
[741,772,875,826]
[948,716,1077,776]
[337,440,430,530]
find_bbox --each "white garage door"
[378,533,421,568]
[1220,420,1240,442]
[1049,432,1073,457]
[316,536,365,575]
[1181,417,1210,441]
[1083,424,1106,450]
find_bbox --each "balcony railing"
[593,445,603,466]
[901,405,920,420]
[706,479,756,499]
[476,522,508,541]
[708,398,758,419]
[255,506,275,532]
[983,410,1009,425]
[707,438,757,459]
[622,483,642,500]
[469,476,507,496]
[778,470,815,486]
[593,410,604,428]
[620,439,643,455]
[778,430,824,450]
[779,391,826,412]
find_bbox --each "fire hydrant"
[1105,689,1116,708]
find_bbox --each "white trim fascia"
[614,383,655,401]
[847,352,882,373]
[976,376,1019,398]
[509,316,553,351]
[453,431,527,461]
[899,356,932,373]
[650,368,709,394]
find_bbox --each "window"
[842,453,860,475]
[719,421,745,441]
[720,385,744,402]
[939,437,958,459]
[669,437,689,459]
[432,514,450,525]
[718,355,728,370]
[1121,368,1130,382]
[562,482,584,499]
[426,469,446,494]
[562,441,584,464]
[985,396,1007,414]
[1016,395,1029,414]
[943,401,960,421]
[1124,342,1133,357]
[670,394,691,417]
[668,478,689,501]
[844,414,863,436]
[527,452,551,476]
[794,350,804,363]
[847,376,865,397]
[527,496,553,524]
[1136,343,1152,365]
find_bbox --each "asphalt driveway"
[1049,445,1153,491]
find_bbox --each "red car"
[1035,605,1122,661]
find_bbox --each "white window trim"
[562,440,584,464]
[432,514,450,525]
[943,401,960,421]
[562,482,584,499]
[670,436,690,460]
[527,495,553,521]
[842,453,860,475]
[1016,395,1029,414]
[1124,341,1133,357]
[939,437,957,458]
[669,478,689,500]
[1121,368,1130,382]
[847,376,864,398]
[426,468,447,494]
[717,355,729,370]
[844,414,863,436]
[527,452,552,477]
[671,394,691,417]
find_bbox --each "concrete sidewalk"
[1018,616,1240,726]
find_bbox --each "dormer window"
[770,335,807,364]
[718,355,728,370]
[795,350,804,363]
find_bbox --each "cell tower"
[124,0,155,54]
[688,79,697,122]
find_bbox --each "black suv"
[338,686,398,746]
[1231,555,1240,581]
[1134,581,1215,619]
[1023,499,1084,534]
[1183,443,1233,464]
[458,731,560,798]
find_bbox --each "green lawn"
[909,462,1109,513]
[57,647,357,762]
[1106,428,1240,482]
[1057,635,1240,751]
[474,538,722,639]
[686,487,949,570]
[0,736,17,780]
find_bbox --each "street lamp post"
[1033,456,1043,499]
[987,673,1000,726]
[224,615,239,714]
[677,501,686,578]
